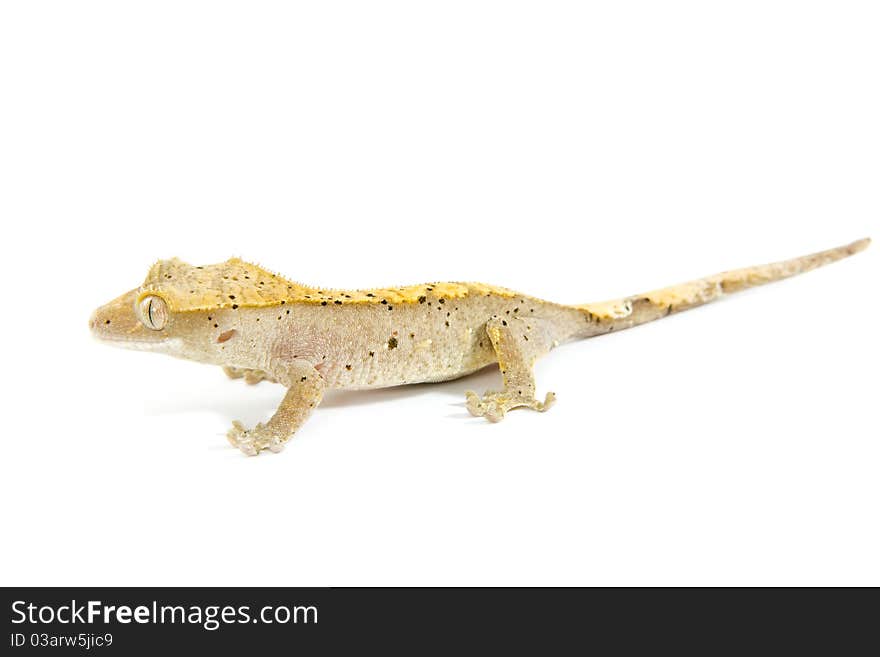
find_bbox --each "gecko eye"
[138,295,168,330]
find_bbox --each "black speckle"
[286,309,290,314]
[232,304,239,310]
[387,306,393,311]
[438,298,445,304]
[445,321,450,327]
[418,295,427,304]
[213,323,218,328]
[301,376,307,382]
[345,364,352,371]
[369,351,375,357]
[388,337,398,349]
[366,293,375,298]
[229,295,236,300]
[334,300,342,305]
[104,319,111,325]
[381,299,388,305]
[502,320,507,326]
[321,301,328,306]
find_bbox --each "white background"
[1,2,877,586]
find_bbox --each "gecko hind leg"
[465,316,557,422]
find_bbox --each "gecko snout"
[89,308,120,341]
[89,288,163,345]
[88,307,111,335]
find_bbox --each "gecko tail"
[573,237,870,334]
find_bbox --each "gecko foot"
[226,420,285,456]
[223,366,270,385]
[464,390,556,422]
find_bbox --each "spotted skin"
[90,238,869,455]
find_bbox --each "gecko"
[90,238,869,455]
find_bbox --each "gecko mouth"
[88,315,175,351]
[90,332,176,350]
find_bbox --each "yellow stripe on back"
[141,257,520,312]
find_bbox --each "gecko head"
[90,257,300,360]
[89,287,187,354]
[88,257,227,358]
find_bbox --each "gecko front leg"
[466,316,557,422]
[226,360,325,455]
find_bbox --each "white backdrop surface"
[1,1,877,586]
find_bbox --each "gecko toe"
[226,420,269,456]
[239,443,259,457]
[535,392,556,412]
[226,420,247,447]
[465,390,482,416]
[465,391,507,422]
[244,371,266,385]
